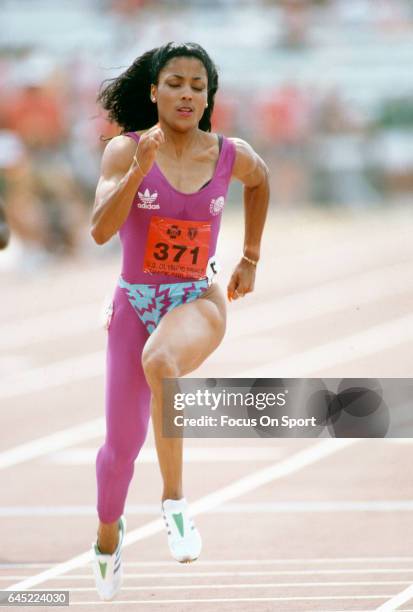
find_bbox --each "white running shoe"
[91,515,126,601]
[162,498,202,563]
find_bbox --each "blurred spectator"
[256,83,312,145]
[2,82,67,150]
[0,197,10,250]
[109,0,147,15]
[0,67,89,258]
[278,0,312,48]
[0,0,412,262]
[375,0,412,32]
[312,88,378,205]
[315,88,361,134]
[211,92,238,135]
[0,130,46,248]
[254,83,313,205]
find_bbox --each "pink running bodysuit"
[96,132,236,522]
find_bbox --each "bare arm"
[90,125,165,245]
[227,137,270,300]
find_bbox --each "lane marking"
[5,438,356,591]
[0,419,104,470]
[2,310,413,399]
[2,557,413,569]
[3,569,413,581]
[0,303,100,351]
[239,312,413,378]
[2,313,413,466]
[2,500,413,517]
[2,260,413,397]
[30,580,412,590]
[1,259,411,351]
[0,351,103,400]
[4,567,413,589]
[0,437,283,470]
[46,446,283,465]
[376,583,413,610]
[65,595,396,605]
[228,259,413,339]
[0,356,34,376]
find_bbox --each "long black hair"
[97,42,219,133]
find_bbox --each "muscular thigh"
[143,282,227,375]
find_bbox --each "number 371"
[153,242,199,264]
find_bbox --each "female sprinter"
[90,41,269,600]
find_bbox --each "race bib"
[143,216,211,279]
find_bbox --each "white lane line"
[3,500,413,517]
[185,500,413,513]
[239,312,413,378]
[2,314,412,465]
[0,303,101,351]
[228,259,413,339]
[5,438,356,591]
[0,438,281,470]
[0,356,34,376]
[0,351,103,400]
[376,582,413,610]
[2,557,413,569]
[3,569,413,581]
[46,446,283,465]
[66,595,395,605]
[41,581,413,591]
[1,259,411,351]
[3,307,413,400]
[0,419,104,470]
[2,259,413,397]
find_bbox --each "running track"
[1,205,413,611]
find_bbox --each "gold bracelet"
[132,152,146,176]
[242,254,258,266]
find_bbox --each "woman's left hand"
[227,258,256,301]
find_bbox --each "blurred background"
[1,0,413,271]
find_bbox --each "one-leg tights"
[95,285,151,523]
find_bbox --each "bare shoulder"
[102,134,137,158]
[228,137,269,187]
[228,136,255,154]
[100,134,137,177]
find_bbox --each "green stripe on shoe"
[172,512,184,537]
[99,561,107,579]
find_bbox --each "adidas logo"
[137,189,160,210]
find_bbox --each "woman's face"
[151,56,208,131]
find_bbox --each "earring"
[151,97,156,103]
[205,103,208,108]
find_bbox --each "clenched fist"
[132,124,166,176]
[227,258,256,301]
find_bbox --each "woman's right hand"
[91,126,165,244]
[132,124,166,175]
